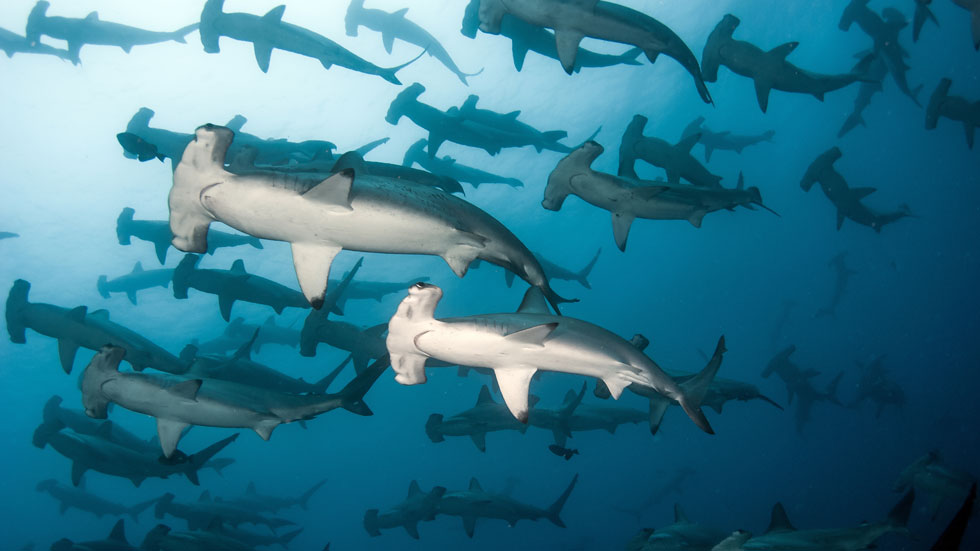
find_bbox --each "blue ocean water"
[1,0,978,549]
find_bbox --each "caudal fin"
[311,355,352,394]
[170,23,199,43]
[183,433,239,485]
[575,249,601,289]
[298,479,327,510]
[545,474,579,527]
[338,355,390,416]
[677,336,726,435]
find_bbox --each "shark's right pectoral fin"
[157,418,191,458]
[554,30,585,75]
[495,366,537,422]
[71,461,87,487]
[57,338,80,374]
[511,39,529,71]
[611,212,635,252]
[469,431,487,452]
[290,242,342,310]
[253,41,274,73]
[753,78,773,113]
[648,395,671,435]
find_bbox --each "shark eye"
[413,282,427,289]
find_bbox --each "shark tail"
[298,479,327,510]
[617,47,644,66]
[311,355,352,394]
[182,433,240,485]
[575,249,602,289]
[170,23,200,44]
[545,474,579,528]
[171,254,200,299]
[676,336,726,435]
[5,279,31,344]
[128,496,160,521]
[378,48,427,85]
[425,414,445,442]
[338,355,390,416]
[97,275,111,299]
[364,509,381,536]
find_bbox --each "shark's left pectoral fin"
[495,366,537,422]
[125,290,138,305]
[462,515,477,538]
[753,78,773,113]
[611,212,635,252]
[217,292,236,322]
[403,521,420,540]
[469,431,487,452]
[57,338,80,374]
[603,375,631,399]
[441,231,488,277]
[156,418,191,458]
[688,209,707,228]
[253,41,274,73]
[382,31,395,54]
[648,396,671,435]
[554,30,585,75]
[290,242,342,309]
[71,461,87,487]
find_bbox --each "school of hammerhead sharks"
[2,0,979,549]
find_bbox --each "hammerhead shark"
[345,0,481,84]
[913,0,939,42]
[25,1,197,65]
[155,491,295,533]
[97,262,173,305]
[426,385,530,452]
[198,0,418,83]
[618,114,723,187]
[815,252,857,319]
[402,139,524,188]
[472,0,712,103]
[438,475,579,537]
[626,503,727,550]
[36,478,157,521]
[218,480,327,514]
[50,520,141,551]
[800,147,911,232]
[702,14,865,112]
[117,207,263,265]
[169,123,573,312]
[762,345,842,433]
[0,26,70,60]
[364,481,446,539]
[849,354,906,418]
[839,1,921,106]
[925,78,980,149]
[838,51,887,138]
[895,451,975,519]
[681,117,774,162]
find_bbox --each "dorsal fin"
[132,262,144,273]
[168,379,202,401]
[67,306,88,322]
[263,5,286,22]
[225,115,247,132]
[469,478,483,492]
[408,480,422,498]
[676,132,701,154]
[674,504,689,523]
[392,7,408,17]
[768,41,798,60]
[304,169,354,211]
[516,288,551,314]
[108,519,126,542]
[476,385,495,406]
[229,259,246,274]
[86,11,99,21]
[766,503,796,533]
[505,110,521,119]
[89,309,110,321]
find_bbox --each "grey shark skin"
[913,0,939,42]
[117,207,263,265]
[120,108,337,166]
[140,523,265,551]
[199,0,416,84]
[544,142,774,252]
[364,481,447,539]
[720,490,914,551]
[800,147,910,232]
[0,27,71,60]
[6,279,188,374]
[839,1,921,106]
[456,94,574,153]
[49,519,137,551]
[838,52,887,138]
[386,83,565,158]
[625,504,728,551]
[894,451,975,519]
[403,139,524,189]
[619,114,723,187]
[931,482,976,550]
[222,316,299,353]
[229,146,465,196]
[169,124,572,312]
[438,474,578,537]
[925,78,980,149]
[387,284,718,434]
[172,254,309,322]
[530,384,646,446]
[219,479,327,514]
[33,421,239,487]
[25,1,197,65]
[474,0,712,103]
[536,248,601,289]
[0,230,19,239]
[460,4,644,73]
[300,308,388,371]
[155,491,295,533]
[849,354,906,418]
[426,385,530,452]
[97,262,173,305]
[762,345,842,433]
[36,479,156,521]
[681,116,774,163]
[81,345,386,457]
[952,0,980,50]
[701,14,864,113]
[184,332,348,395]
[815,252,856,319]
[345,0,482,84]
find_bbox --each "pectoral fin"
[57,339,80,374]
[494,366,537,422]
[554,30,585,74]
[611,212,635,252]
[156,418,190,458]
[253,40,274,73]
[382,31,395,54]
[217,292,235,322]
[469,431,487,452]
[290,242,342,309]
[754,78,773,113]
